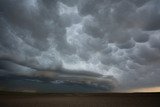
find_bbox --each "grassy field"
[0,91,160,107]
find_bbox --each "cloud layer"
[0,0,160,91]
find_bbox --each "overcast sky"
[0,0,160,92]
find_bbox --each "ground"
[0,92,160,107]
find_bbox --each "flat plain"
[0,91,160,107]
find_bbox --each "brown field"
[0,92,160,107]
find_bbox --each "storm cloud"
[0,0,160,92]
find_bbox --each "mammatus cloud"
[0,0,160,92]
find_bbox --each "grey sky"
[0,0,160,92]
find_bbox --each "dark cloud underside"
[0,0,160,92]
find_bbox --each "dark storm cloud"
[0,0,54,50]
[32,69,117,88]
[0,0,160,91]
[0,69,117,92]
[60,0,79,7]
[149,32,160,50]
[137,0,160,31]
[77,0,160,89]
[0,0,76,71]
[0,75,115,93]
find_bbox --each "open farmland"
[0,92,160,107]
